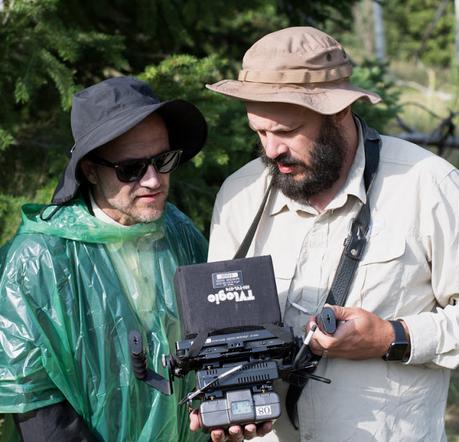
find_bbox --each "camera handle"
[128,330,173,396]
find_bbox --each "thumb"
[189,409,201,431]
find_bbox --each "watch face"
[386,342,408,361]
[383,320,409,361]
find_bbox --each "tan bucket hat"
[206,26,381,115]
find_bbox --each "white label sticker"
[212,270,243,288]
[256,405,272,417]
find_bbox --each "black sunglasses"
[91,149,183,182]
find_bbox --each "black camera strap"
[233,179,274,260]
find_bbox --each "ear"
[79,159,98,185]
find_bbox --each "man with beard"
[194,27,459,441]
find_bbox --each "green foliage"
[0,0,126,221]
[0,130,14,152]
[0,142,65,244]
[351,60,401,131]
[384,0,455,67]
[0,194,28,244]
[1,1,125,111]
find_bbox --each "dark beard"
[260,116,346,203]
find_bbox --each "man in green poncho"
[0,77,209,442]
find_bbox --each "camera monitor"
[174,255,281,338]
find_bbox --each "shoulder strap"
[233,180,273,259]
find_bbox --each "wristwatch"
[382,320,410,361]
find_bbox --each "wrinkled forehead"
[246,101,317,130]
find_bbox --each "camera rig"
[129,256,335,431]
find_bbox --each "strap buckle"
[343,218,367,260]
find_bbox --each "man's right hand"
[308,305,397,359]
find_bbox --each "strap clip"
[343,218,367,260]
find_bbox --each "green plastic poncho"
[0,199,209,442]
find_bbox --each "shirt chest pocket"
[362,233,406,264]
[355,233,407,309]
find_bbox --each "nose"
[139,164,161,188]
[263,132,289,160]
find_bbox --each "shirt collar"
[269,117,366,216]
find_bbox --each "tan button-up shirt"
[208,124,459,441]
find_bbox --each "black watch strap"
[382,320,409,361]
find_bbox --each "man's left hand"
[309,305,401,360]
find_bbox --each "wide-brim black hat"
[52,76,207,204]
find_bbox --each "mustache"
[265,152,307,169]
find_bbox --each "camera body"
[168,324,296,430]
